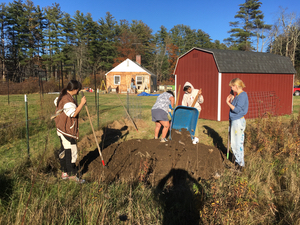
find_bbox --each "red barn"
[174,48,296,121]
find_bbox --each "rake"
[80,91,106,167]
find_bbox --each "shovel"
[227,122,230,159]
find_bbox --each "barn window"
[114,75,120,85]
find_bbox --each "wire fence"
[247,91,280,118]
[126,92,142,120]
[0,90,144,164]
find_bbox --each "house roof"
[105,58,156,77]
[177,47,296,74]
[132,60,157,77]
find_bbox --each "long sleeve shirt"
[229,91,249,121]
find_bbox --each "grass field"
[0,93,300,224]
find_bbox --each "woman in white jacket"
[182,82,204,143]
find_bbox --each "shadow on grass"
[0,173,13,207]
[203,125,234,162]
[78,126,128,176]
[154,168,206,225]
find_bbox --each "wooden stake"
[175,85,181,107]
[116,93,138,132]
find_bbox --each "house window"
[136,76,143,85]
[114,75,120,85]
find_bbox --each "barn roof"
[180,48,296,74]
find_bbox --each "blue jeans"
[230,118,246,167]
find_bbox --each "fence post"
[97,88,99,129]
[127,91,129,116]
[7,78,10,104]
[24,95,30,158]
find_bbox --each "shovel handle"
[191,90,201,107]
[80,91,106,166]
[227,122,230,159]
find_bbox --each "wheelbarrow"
[169,105,199,140]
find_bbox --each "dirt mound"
[79,128,225,185]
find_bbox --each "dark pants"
[58,133,78,176]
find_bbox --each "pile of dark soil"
[78,121,225,185]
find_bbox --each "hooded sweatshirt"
[182,82,204,113]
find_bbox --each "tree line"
[0,0,299,84]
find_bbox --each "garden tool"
[191,88,202,107]
[80,91,106,167]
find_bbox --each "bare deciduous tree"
[270,8,300,66]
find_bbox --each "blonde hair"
[229,78,245,88]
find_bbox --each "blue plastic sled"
[170,106,199,140]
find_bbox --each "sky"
[2,0,300,49]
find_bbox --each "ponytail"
[56,80,82,106]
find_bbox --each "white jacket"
[182,82,204,113]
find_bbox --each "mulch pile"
[78,121,225,186]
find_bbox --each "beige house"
[105,56,157,93]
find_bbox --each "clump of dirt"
[79,127,225,186]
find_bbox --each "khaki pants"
[194,112,200,138]
[194,122,199,138]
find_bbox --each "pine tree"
[0,3,7,80]
[225,0,270,51]
[98,12,119,71]
[130,20,154,69]
[43,3,64,76]
[72,10,90,80]
[6,0,28,81]
[152,26,170,82]
[169,25,212,55]
[23,0,44,76]
[60,12,75,77]
[34,5,47,62]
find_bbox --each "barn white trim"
[217,72,222,121]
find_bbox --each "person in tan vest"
[54,80,86,183]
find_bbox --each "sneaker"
[192,137,199,144]
[235,164,244,172]
[61,172,69,180]
[69,176,86,184]
[160,138,168,143]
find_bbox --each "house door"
[136,76,144,90]
[136,76,149,92]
